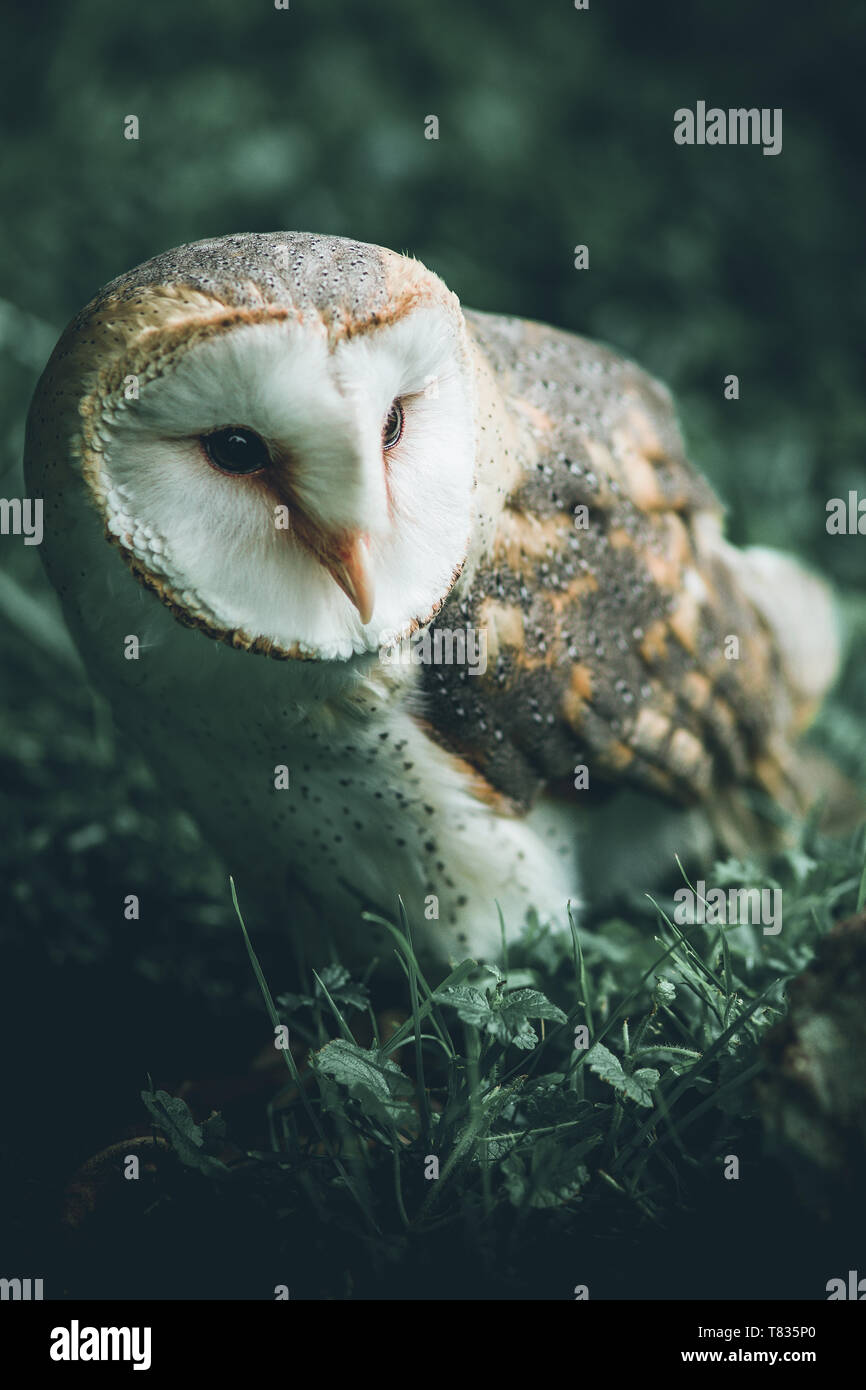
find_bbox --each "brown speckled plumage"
[421,310,805,823]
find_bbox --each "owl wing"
[418,309,810,827]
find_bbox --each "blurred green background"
[1,0,864,1298]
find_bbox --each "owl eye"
[382,400,404,451]
[201,426,271,475]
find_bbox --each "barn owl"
[25,233,839,971]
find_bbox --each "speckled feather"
[423,309,808,821]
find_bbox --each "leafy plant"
[140,822,866,1275]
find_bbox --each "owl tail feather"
[709,749,864,858]
[705,546,857,852]
[736,546,842,729]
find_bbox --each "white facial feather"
[97,307,475,658]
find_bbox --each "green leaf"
[586,1041,625,1087]
[141,1089,230,1177]
[627,1068,661,1106]
[479,1132,522,1161]
[587,1043,659,1107]
[431,985,491,1029]
[314,964,370,1012]
[502,988,568,1024]
[276,990,314,1015]
[501,1135,598,1208]
[519,1075,594,1126]
[433,984,566,1049]
[312,1038,416,1129]
[277,966,369,1018]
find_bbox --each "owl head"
[27,233,479,660]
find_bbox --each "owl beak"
[322,533,376,626]
[288,507,376,625]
